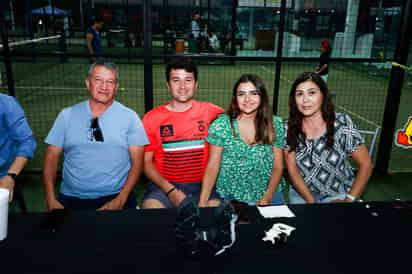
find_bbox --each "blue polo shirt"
[0,94,36,177]
[45,100,149,198]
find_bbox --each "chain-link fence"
[1,0,411,172]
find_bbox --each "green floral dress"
[206,114,285,204]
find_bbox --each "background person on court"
[141,58,223,209]
[190,13,201,40]
[43,61,148,211]
[86,17,104,62]
[190,13,202,51]
[316,40,332,83]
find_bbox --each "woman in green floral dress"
[199,74,285,206]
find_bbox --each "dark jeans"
[58,193,137,210]
[142,182,220,208]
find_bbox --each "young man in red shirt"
[142,58,223,208]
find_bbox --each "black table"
[1,202,411,274]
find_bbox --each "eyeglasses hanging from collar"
[89,117,104,142]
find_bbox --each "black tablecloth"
[1,202,412,274]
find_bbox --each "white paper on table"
[262,223,296,244]
[257,205,295,218]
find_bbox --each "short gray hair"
[88,60,119,81]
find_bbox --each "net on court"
[0,34,67,61]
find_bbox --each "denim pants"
[223,191,285,206]
[288,187,346,204]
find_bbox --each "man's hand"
[198,200,207,207]
[97,196,125,211]
[168,188,186,207]
[0,175,15,201]
[46,198,64,211]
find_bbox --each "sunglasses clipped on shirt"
[90,117,104,142]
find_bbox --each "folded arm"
[284,150,316,203]
[258,146,284,206]
[43,145,64,211]
[143,151,186,208]
[333,144,372,203]
[98,145,145,210]
[199,144,223,207]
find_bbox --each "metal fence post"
[0,20,16,97]
[143,0,153,113]
[272,0,287,115]
[375,0,412,174]
[230,0,238,56]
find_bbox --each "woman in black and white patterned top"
[284,72,372,204]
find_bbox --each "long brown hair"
[227,74,275,145]
[286,72,335,151]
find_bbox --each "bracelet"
[346,193,357,202]
[166,187,176,197]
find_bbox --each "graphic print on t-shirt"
[160,125,174,137]
[197,121,206,132]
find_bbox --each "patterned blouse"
[206,114,285,204]
[285,112,364,197]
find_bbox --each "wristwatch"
[7,173,18,180]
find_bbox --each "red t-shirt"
[143,100,223,183]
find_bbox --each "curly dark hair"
[165,57,198,82]
[227,74,275,145]
[286,72,335,151]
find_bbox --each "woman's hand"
[257,194,272,206]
